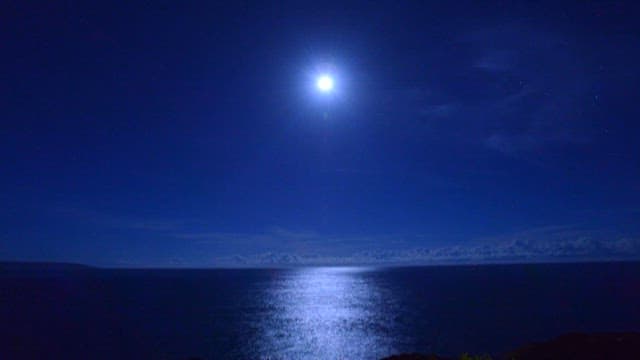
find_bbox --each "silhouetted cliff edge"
[382,332,640,360]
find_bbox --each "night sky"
[2,1,640,267]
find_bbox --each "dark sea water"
[2,262,640,359]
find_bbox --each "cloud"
[211,226,640,267]
[52,206,640,267]
[213,237,640,267]
[380,23,595,154]
[469,25,594,153]
[474,49,515,72]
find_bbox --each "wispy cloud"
[52,206,640,267]
[473,49,514,72]
[211,226,640,267]
[380,23,595,154]
[470,25,593,153]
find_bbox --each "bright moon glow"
[316,75,335,92]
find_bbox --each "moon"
[316,75,335,92]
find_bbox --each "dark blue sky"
[2,1,640,266]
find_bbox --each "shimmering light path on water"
[2,263,640,359]
[249,267,400,359]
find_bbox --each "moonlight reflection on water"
[251,267,399,359]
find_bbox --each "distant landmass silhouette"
[0,261,93,271]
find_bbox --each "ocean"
[2,262,640,359]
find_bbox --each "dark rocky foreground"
[183,332,640,359]
[381,332,640,360]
